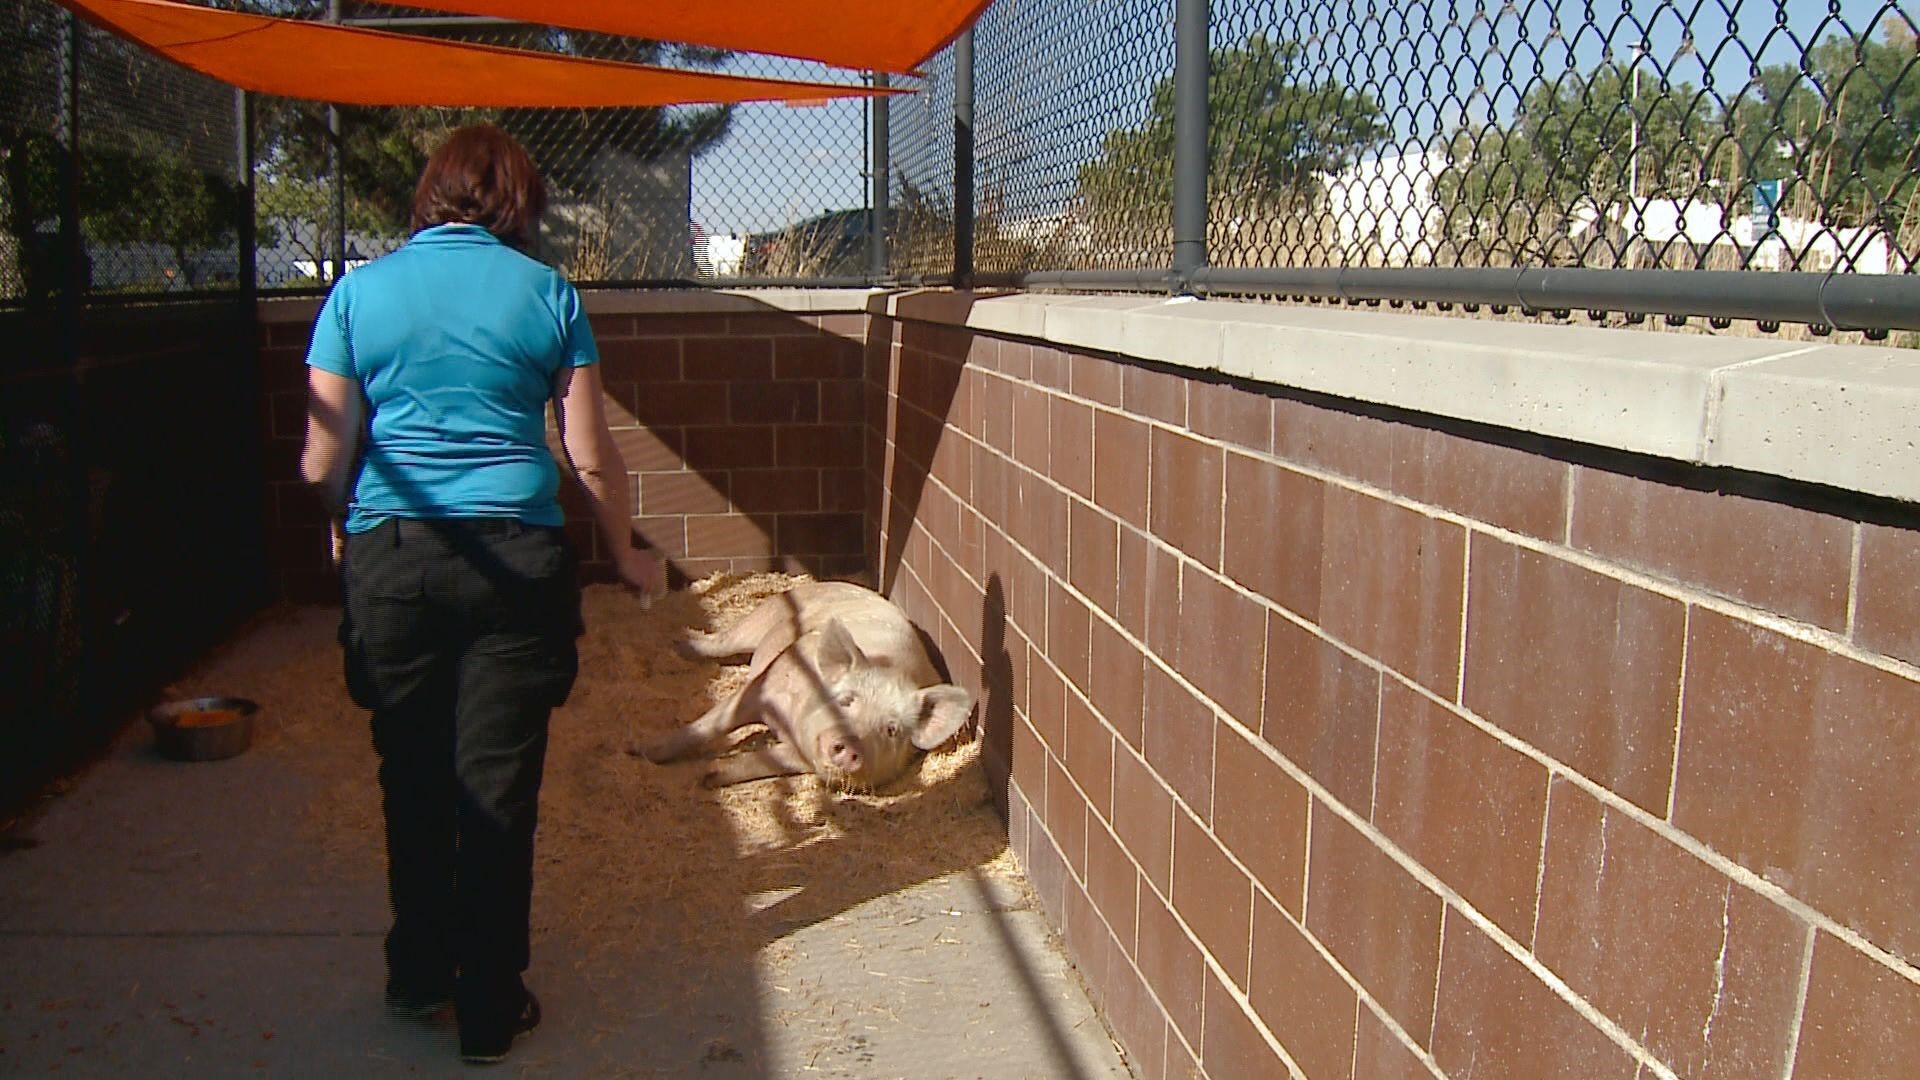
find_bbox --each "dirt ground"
[0,573,1131,1076]
[165,572,1023,964]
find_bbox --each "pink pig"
[639,582,974,788]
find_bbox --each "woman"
[300,125,664,1064]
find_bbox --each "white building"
[691,228,746,277]
[1569,196,1913,273]
[1319,149,1448,266]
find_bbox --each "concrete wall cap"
[581,287,882,315]
[1042,295,1165,355]
[883,290,1920,505]
[1709,343,1920,500]
[261,288,883,324]
[257,296,324,324]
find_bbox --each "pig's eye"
[884,721,901,738]
[835,691,857,709]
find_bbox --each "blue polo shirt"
[305,224,599,533]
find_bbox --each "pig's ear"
[816,619,870,681]
[910,684,975,750]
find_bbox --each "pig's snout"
[818,731,864,775]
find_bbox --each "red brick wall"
[256,304,870,600]
[866,301,1920,1078]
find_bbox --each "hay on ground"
[166,572,1020,964]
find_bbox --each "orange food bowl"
[149,697,258,762]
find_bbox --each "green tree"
[1076,35,1389,209]
[1733,20,1920,229]
[1443,64,1721,208]
[81,137,242,288]
[254,162,399,283]
[1436,63,1724,263]
[1,10,241,297]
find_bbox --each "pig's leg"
[679,591,806,661]
[703,741,810,787]
[634,685,756,763]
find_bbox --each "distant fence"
[0,2,241,305]
[5,0,1920,330]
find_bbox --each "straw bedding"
[167,572,1018,963]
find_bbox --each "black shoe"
[459,990,541,1064]
[384,982,453,1020]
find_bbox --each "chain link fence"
[1214,0,1918,276]
[79,22,241,294]
[2,0,242,305]
[0,4,65,307]
[249,2,877,288]
[1,0,881,303]
[889,48,960,279]
[968,0,1176,274]
[930,0,1920,288]
[6,0,1918,315]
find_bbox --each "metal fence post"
[1171,0,1209,292]
[327,0,347,285]
[235,89,256,304]
[869,72,890,283]
[55,9,84,317]
[954,29,975,288]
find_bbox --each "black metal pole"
[989,263,1920,332]
[55,9,84,321]
[327,0,346,285]
[1171,0,1209,292]
[869,72,890,283]
[235,89,256,306]
[953,30,974,288]
[53,9,88,648]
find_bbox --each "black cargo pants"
[339,517,581,1019]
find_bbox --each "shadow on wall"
[253,291,876,602]
[980,573,1014,823]
[552,295,873,591]
[0,301,271,817]
[261,289,1044,609]
[874,299,973,597]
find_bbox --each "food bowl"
[149,697,258,762]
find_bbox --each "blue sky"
[686,57,871,236]
[685,0,1900,232]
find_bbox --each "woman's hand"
[614,545,667,606]
[329,519,348,567]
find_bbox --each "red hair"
[410,125,546,246]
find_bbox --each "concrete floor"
[0,713,1132,1078]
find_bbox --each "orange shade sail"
[393,0,991,75]
[60,0,899,108]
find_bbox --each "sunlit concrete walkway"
[0,691,1131,1077]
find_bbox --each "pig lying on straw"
[636,582,974,789]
